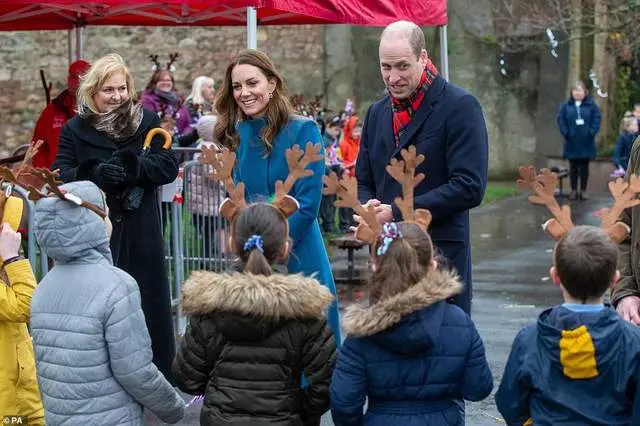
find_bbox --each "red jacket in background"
[340,116,361,177]
[31,90,76,169]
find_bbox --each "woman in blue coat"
[556,81,601,200]
[214,49,340,342]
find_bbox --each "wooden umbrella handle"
[143,128,172,150]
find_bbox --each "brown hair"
[570,81,589,99]
[554,225,618,303]
[231,203,289,276]
[214,49,293,154]
[370,222,434,301]
[145,69,176,92]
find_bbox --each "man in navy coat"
[356,20,489,314]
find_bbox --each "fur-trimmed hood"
[342,269,463,347]
[182,271,334,321]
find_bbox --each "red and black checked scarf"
[391,59,439,146]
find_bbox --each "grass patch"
[482,181,520,206]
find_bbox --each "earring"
[268,92,273,99]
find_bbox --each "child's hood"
[341,269,463,354]
[33,180,112,265]
[181,270,334,341]
[536,306,623,380]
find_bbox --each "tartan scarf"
[391,59,439,146]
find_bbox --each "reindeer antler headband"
[198,142,323,221]
[517,165,638,243]
[323,146,432,251]
[149,53,179,73]
[0,140,42,220]
[21,167,107,219]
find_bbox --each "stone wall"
[0,18,572,180]
[0,25,324,157]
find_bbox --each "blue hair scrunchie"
[243,234,264,253]
[376,222,402,256]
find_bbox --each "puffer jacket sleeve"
[330,338,367,426]
[300,319,336,420]
[105,273,185,424]
[460,316,493,401]
[0,259,37,322]
[495,328,532,425]
[172,315,214,395]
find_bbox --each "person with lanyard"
[355,20,489,315]
[556,81,601,200]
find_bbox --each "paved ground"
[146,192,612,425]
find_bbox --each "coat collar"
[381,75,446,156]
[342,268,462,337]
[66,107,157,150]
[181,271,334,321]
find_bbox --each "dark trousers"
[319,193,337,233]
[569,158,590,191]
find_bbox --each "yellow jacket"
[0,196,44,425]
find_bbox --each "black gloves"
[90,163,127,187]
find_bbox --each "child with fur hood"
[29,180,185,425]
[327,147,493,425]
[173,201,337,425]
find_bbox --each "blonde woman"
[52,53,179,383]
[185,75,215,122]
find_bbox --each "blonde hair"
[620,111,637,134]
[77,53,137,113]
[186,76,215,106]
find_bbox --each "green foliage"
[607,65,633,148]
[481,182,520,206]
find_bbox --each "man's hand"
[0,223,21,261]
[617,295,640,326]
[374,204,393,224]
[352,201,393,232]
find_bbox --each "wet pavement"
[146,192,613,425]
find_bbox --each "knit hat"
[196,114,217,143]
[68,60,91,77]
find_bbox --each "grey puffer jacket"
[29,180,185,426]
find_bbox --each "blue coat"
[234,116,340,340]
[330,269,493,426]
[613,132,637,170]
[496,306,640,426]
[356,75,489,314]
[556,96,601,160]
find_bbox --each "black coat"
[173,271,337,425]
[52,108,179,382]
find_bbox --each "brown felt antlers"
[323,146,432,246]
[386,146,432,231]
[24,167,108,218]
[0,140,43,220]
[274,143,323,217]
[324,173,381,244]
[200,142,322,221]
[200,145,246,221]
[517,166,574,241]
[517,165,640,243]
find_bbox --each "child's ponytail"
[243,235,273,276]
[231,203,289,276]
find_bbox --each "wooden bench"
[328,233,370,303]
[328,233,369,284]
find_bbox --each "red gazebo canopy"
[0,0,447,31]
